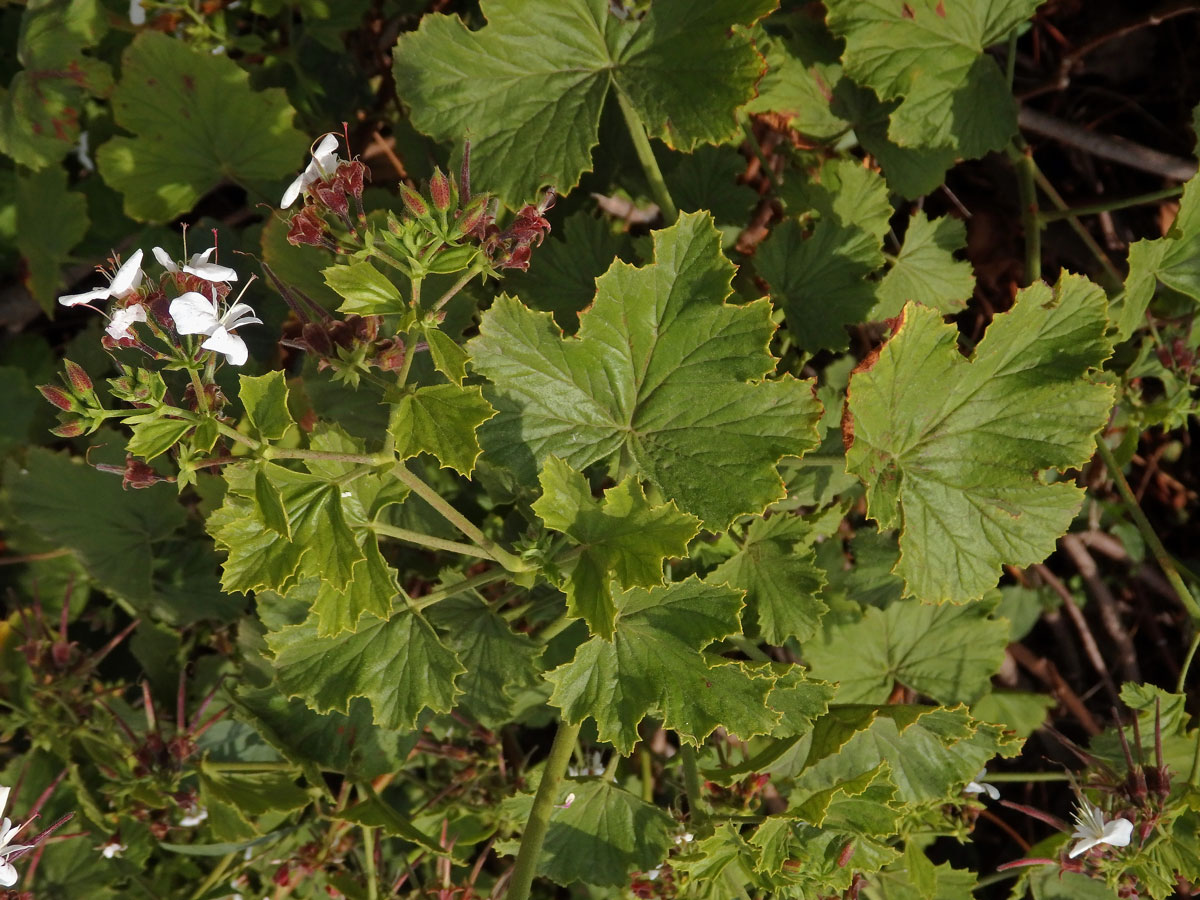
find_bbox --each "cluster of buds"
[281,131,368,242]
[36,359,105,438]
[474,187,555,272]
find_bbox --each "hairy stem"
[406,567,512,612]
[1094,436,1200,627]
[264,447,394,466]
[614,88,678,224]
[1009,141,1041,284]
[431,267,480,314]
[679,743,708,825]
[362,824,379,900]
[187,367,210,414]
[506,719,582,900]
[390,462,528,572]
[1038,185,1184,222]
[371,522,496,559]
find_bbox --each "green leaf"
[745,20,850,143]
[0,0,111,169]
[95,31,306,222]
[4,447,186,605]
[254,466,291,540]
[0,367,37,459]
[426,593,542,728]
[389,382,495,477]
[309,538,399,637]
[236,687,417,779]
[239,371,295,442]
[505,210,634,332]
[208,488,304,595]
[393,0,774,207]
[825,0,1044,157]
[15,165,89,314]
[322,260,404,316]
[261,463,364,590]
[470,211,822,530]
[423,326,469,385]
[505,780,674,886]
[125,417,193,461]
[760,160,891,352]
[664,145,759,245]
[805,596,1009,704]
[533,456,700,639]
[1121,173,1200,340]
[873,211,975,318]
[547,579,779,752]
[971,691,1053,738]
[845,274,1114,602]
[709,515,827,644]
[197,761,310,841]
[266,606,465,731]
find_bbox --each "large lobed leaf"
[470,211,822,531]
[96,31,307,222]
[825,0,1045,157]
[393,0,775,207]
[845,274,1114,602]
[547,579,781,752]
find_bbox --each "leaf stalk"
[614,88,678,224]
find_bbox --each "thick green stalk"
[679,743,708,825]
[362,824,379,900]
[431,267,480,314]
[390,462,528,572]
[614,88,678,224]
[371,522,495,559]
[506,719,583,900]
[1039,185,1184,222]
[1094,437,1200,627]
[1008,141,1041,284]
[265,447,394,466]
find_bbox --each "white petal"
[109,249,145,296]
[221,302,263,330]
[280,173,305,209]
[179,807,208,828]
[188,247,216,266]
[169,292,220,336]
[1101,817,1133,848]
[58,286,112,307]
[184,261,239,283]
[106,304,148,341]
[0,786,10,821]
[0,858,17,888]
[312,133,340,171]
[202,327,249,366]
[984,783,1000,801]
[1068,835,1102,859]
[152,246,179,272]
[128,0,146,25]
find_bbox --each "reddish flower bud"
[301,322,333,356]
[429,167,452,212]
[38,384,77,411]
[335,159,367,199]
[456,195,490,237]
[50,420,86,438]
[63,358,93,394]
[287,206,327,248]
[399,183,428,218]
[122,455,168,490]
[312,182,349,218]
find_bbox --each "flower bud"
[50,420,86,438]
[456,195,490,236]
[38,384,78,411]
[399,183,428,218]
[429,167,453,212]
[63,358,93,394]
[301,322,333,356]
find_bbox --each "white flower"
[169,291,263,366]
[128,0,146,25]
[153,246,238,283]
[100,839,127,859]
[568,751,605,778]
[105,304,147,341]
[553,792,575,810]
[1068,800,1133,858]
[59,249,145,306]
[964,768,1000,801]
[179,806,208,828]
[0,785,34,888]
[281,134,342,209]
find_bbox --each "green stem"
[984,771,1071,782]
[1030,165,1125,290]
[640,745,654,803]
[371,522,496,559]
[390,462,528,572]
[506,719,583,900]
[614,88,678,224]
[679,743,708,825]
[190,851,237,900]
[265,447,393,466]
[1009,141,1041,285]
[410,275,423,309]
[431,267,479,314]
[394,330,416,390]
[187,368,210,414]
[1038,185,1184,222]
[1005,29,1019,89]
[214,419,260,449]
[1094,436,1200,624]
[407,568,511,612]
[1179,629,1200,695]
[201,760,298,772]
[362,824,379,900]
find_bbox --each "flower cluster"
[57,239,259,367]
